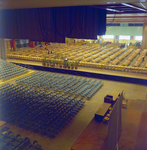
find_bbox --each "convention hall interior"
[0,0,147,150]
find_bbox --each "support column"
[141,23,147,50]
[0,38,6,60]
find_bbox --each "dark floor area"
[71,99,147,150]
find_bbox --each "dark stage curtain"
[0,6,106,43]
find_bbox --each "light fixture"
[121,3,147,12]
[106,8,123,12]
[140,2,146,9]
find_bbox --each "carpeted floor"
[71,99,147,150]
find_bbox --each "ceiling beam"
[107,18,147,23]
[107,16,147,18]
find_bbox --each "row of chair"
[0,83,85,138]
[0,59,28,80]
[87,81,104,98]
[81,80,101,97]
[16,71,102,99]
[0,127,42,150]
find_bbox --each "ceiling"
[95,3,147,14]
[0,0,147,23]
[107,13,147,23]
[0,0,146,9]
[102,2,147,23]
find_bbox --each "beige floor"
[1,60,147,150]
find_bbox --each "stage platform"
[7,58,147,86]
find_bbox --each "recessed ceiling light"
[106,8,123,12]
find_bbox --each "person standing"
[142,56,144,62]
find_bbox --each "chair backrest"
[8,131,13,135]
[33,140,38,145]
[24,137,31,146]
[28,144,33,149]
[24,137,29,142]
[3,131,13,139]
[16,134,21,139]
[0,127,9,133]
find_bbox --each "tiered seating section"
[16,72,103,99]
[0,59,28,80]
[0,127,42,150]
[6,44,147,73]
